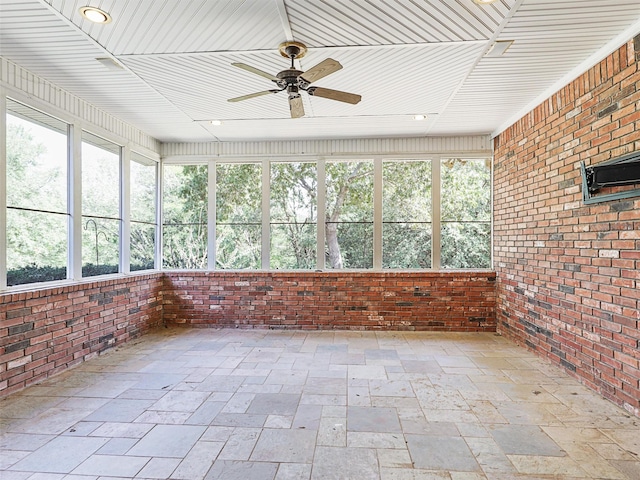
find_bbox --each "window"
[82,132,121,276]
[5,100,69,286]
[163,164,208,269]
[326,161,373,269]
[130,152,157,271]
[216,163,261,269]
[441,158,491,268]
[270,162,317,269]
[1,92,492,287]
[383,160,432,268]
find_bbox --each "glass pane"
[163,164,208,269]
[6,100,67,213]
[270,162,317,269]
[327,222,373,269]
[6,209,67,286]
[271,224,316,269]
[326,161,373,269]
[130,222,155,271]
[163,224,208,269]
[383,161,431,222]
[441,158,491,268]
[216,163,261,269]
[82,132,120,218]
[441,158,491,222]
[441,222,491,268]
[383,223,431,268]
[216,224,261,269]
[383,160,432,268]
[131,152,157,224]
[82,217,119,276]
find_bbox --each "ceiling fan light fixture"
[80,6,112,23]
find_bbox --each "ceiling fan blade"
[289,94,305,118]
[307,87,361,105]
[300,58,342,84]
[231,62,278,81]
[228,90,279,102]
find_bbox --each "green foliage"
[130,223,155,271]
[6,119,492,283]
[7,264,66,287]
[441,159,491,268]
[161,158,491,270]
[216,164,261,269]
[82,263,119,277]
[326,162,374,268]
[6,120,68,282]
[382,161,432,268]
[270,163,317,269]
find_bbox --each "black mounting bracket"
[581,151,640,204]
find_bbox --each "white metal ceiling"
[1,0,639,143]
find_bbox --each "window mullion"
[261,159,270,270]
[121,145,131,274]
[69,121,83,280]
[316,158,326,270]
[208,160,216,270]
[157,162,164,270]
[373,157,383,270]
[0,93,7,290]
[432,156,441,270]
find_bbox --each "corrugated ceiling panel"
[1,0,202,141]
[285,0,517,46]
[0,58,161,152]
[122,42,484,124]
[432,0,640,136]
[44,0,286,55]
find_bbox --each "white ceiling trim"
[161,135,492,161]
[275,0,295,42]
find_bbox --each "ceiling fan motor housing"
[276,69,304,89]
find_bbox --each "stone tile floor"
[1,328,639,480]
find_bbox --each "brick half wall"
[0,274,163,396]
[163,271,496,331]
[493,38,640,415]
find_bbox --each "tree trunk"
[326,221,343,268]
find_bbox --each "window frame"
[0,92,491,292]
[161,156,493,272]
[0,93,160,291]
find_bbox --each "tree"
[326,162,373,268]
[161,158,491,270]
[162,165,208,269]
[441,158,491,268]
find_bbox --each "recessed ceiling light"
[413,114,427,121]
[210,120,223,126]
[80,6,112,24]
[473,0,498,4]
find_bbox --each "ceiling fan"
[228,41,362,118]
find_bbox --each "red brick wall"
[494,37,640,416]
[0,274,163,396]
[163,271,496,331]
